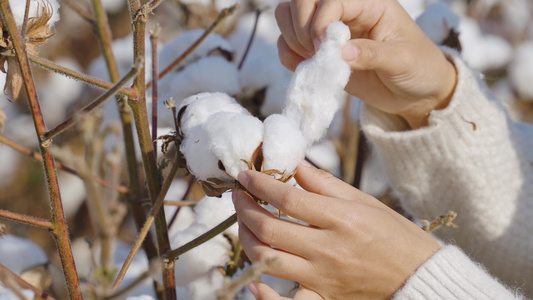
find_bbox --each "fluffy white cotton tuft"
[178,92,249,136]
[416,2,460,45]
[9,0,60,29]
[203,112,264,179]
[509,41,533,100]
[186,268,227,300]
[283,21,351,145]
[180,125,230,182]
[262,114,307,177]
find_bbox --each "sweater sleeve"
[361,50,533,295]
[393,245,523,299]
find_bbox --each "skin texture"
[233,161,441,299]
[275,0,457,129]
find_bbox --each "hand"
[232,160,441,299]
[275,0,457,128]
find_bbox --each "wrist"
[401,58,457,129]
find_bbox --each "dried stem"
[105,260,162,300]
[0,2,82,298]
[165,213,238,261]
[0,264,56,300]
[421,211,459,232]
[29,55,137,98]
[164,200,196,206]
[146,3,241,89]
[91,0,159,263]
[128,1,176,297]
[20,0,31,38]
[111,156,182,292]
[61,0,94,22]
[0,209,52,230]
[237,9,261,70]
[352,129,366,189]
[150,25,161,160]
[43,59,142,140]
[0,135,130,193]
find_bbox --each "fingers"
[237,171,340,227]
[290,0,318,53]
[233,189,321,258]
[277,36,305,71]
[237,213,314,282]
[275,2,312,58]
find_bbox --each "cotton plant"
[179,21,351,197]
[0,0,60,100]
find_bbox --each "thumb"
[341,39,406,73]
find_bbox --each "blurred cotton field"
[0,0,532,299]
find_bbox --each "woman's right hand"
[275,0,457,129]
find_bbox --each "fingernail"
[313,38,321,52]
[238,171,250,188]
[247,281,259,298]
[342,44,359,61]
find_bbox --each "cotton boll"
[500,0,532,38]
[186,268,227,300]
[459,18,512,71]
[113,242,155,298]
[194,193,237,234]
[172,223,232,286]
[9,0,60,28]
[305,140,341,177]
[416,2,460,45]
[178,92,249,136]
[509,41,533,101]
[157,56,241,118]
[158,30,233,72]
[204,112,264,179]
[262,114,306,177]
[0,235,48,274]
[260,71,292,117]
[180,125,230,182]
[283,22,351,145]
[229,12,281,58]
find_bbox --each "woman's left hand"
[232,160,441,299]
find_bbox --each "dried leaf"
[4,58,23,100]
[25,0,56,56]
[0,108,6,134]
[200,178,238,198]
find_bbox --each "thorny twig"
[421,210,459,232]
[0,1,82,298]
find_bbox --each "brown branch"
[150,25,161,160]
[42,58,142,140]
[29,55,137,98]
[146,3,241,89]
[0,264,56,300]
[61,0,94,22]
[237,9,261,70]
[0,135,130,194]
[0,210,52,230]
[112,156,182,292]
[0,2,82,298]
[20,0,31,38]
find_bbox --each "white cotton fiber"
[194,193,237,232]
[416,2,460,45]
[262,114,306,177]
[186,268,226,300]
[172,223,232,286]
[157,56,241,110]
[180,125,231,181]
[9,0,60,29]
[203,112,264,179]
[283,21,351,145]
[178,92,249,136]
[509,41,533,100]
[0,235,48,274]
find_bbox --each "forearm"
[361,49,533,295]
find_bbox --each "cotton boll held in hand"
[283,21,351,145]
[262,114,307,179]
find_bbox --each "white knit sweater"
[361,51,532,299]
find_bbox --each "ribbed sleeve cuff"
[394,245,523,299]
